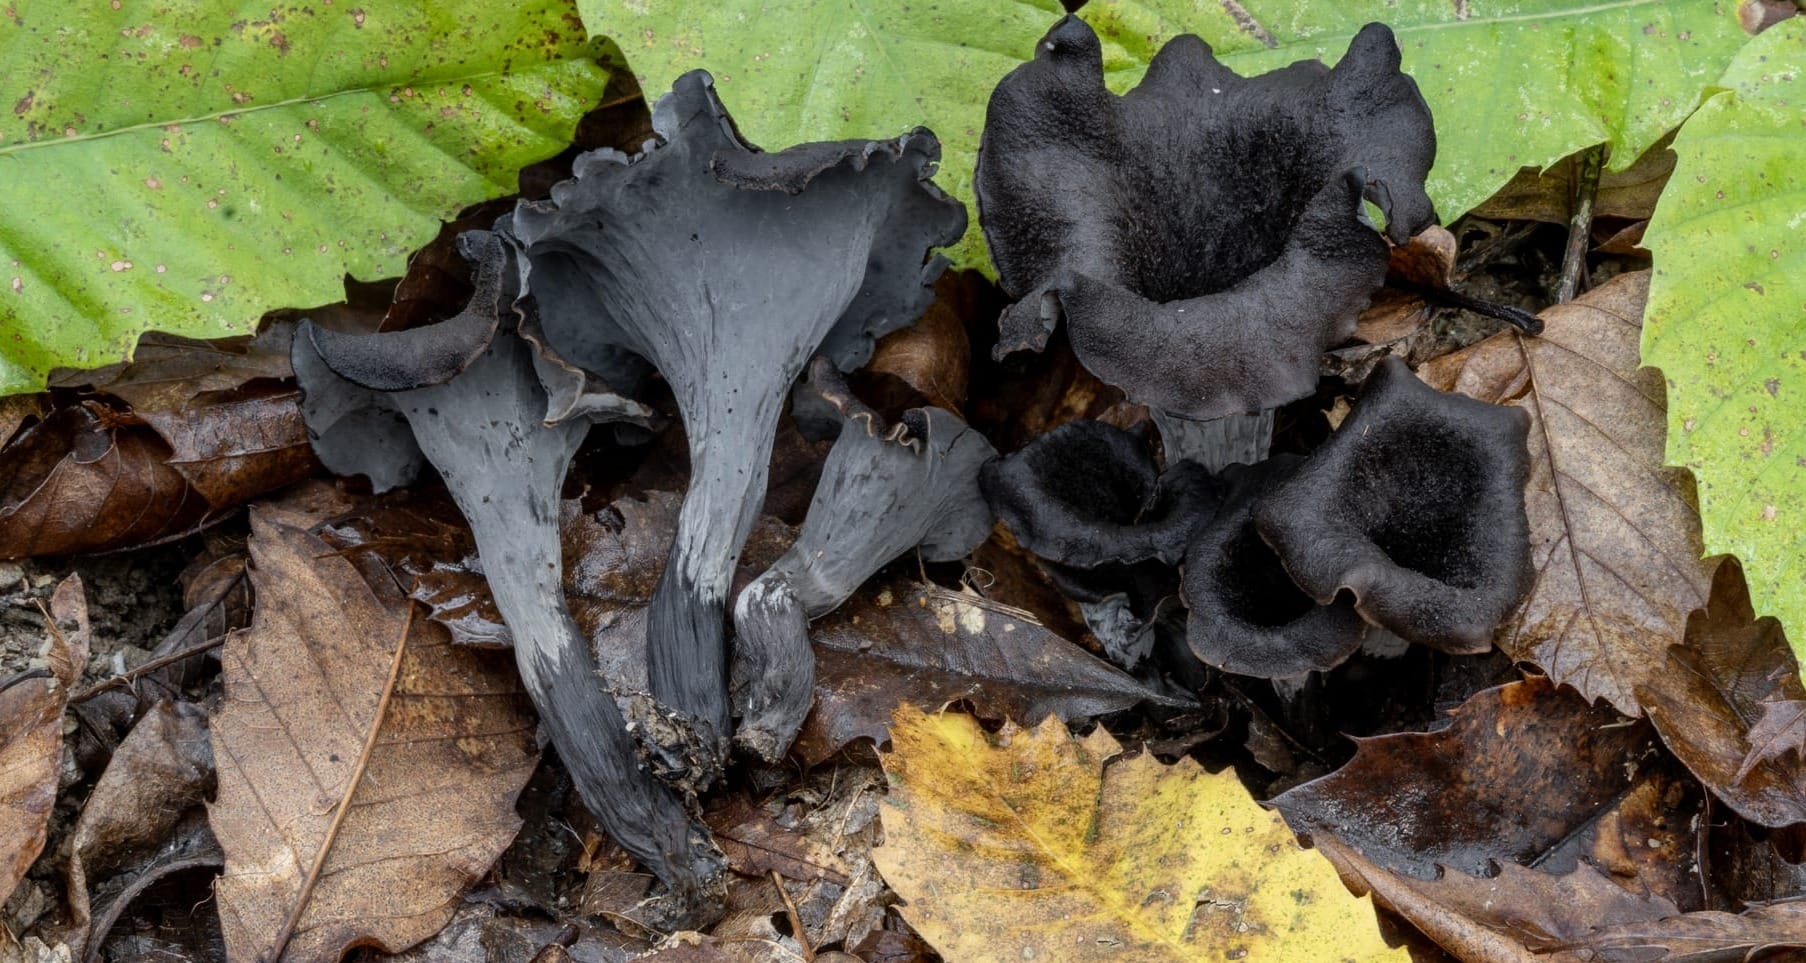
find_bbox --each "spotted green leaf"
[1079,0,1751,228]
[0,1,609,396]
[576,0,1064,272]
[1643,17,1806,677]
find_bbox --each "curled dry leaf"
[1637,558,1806,827]
[793,579,1187,766]
[1468,141,1676,226]
[1272,679,1669,885]
[210,511,538,962]
[1419,271,1715,715]
[65,699,213,952]
[0,574,87,908]
[0,386,316,558]
[859,271,979,416]
[873,707,1405,963]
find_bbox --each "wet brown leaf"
[0,575,87,908]
[49,327,294,413]
[1548,899,1806,961]
[860,271,977,415]
[707,797,850,887]
[1638,559,1806,827]
[1420,271,1714,714]
[1271,679,1665,883]
[66,700,214,950]
[1748,697,1806,781]
[0,385,315,558]
[1468,141,1675,225]
[210,511,538,962]
[1315,835,1676,963]
[793,579,1186,766]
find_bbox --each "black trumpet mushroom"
[1256,356,1533,652]
[980,420,1218,666]
[1182,456,1369,678]
[976,16,1437,466]
[505,72,966,776]
[732,406,996,760]
[292,232,722,924]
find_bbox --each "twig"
[1393,280,1544,335]
[1556,144,1604,303]
[72,634,228,703]
[265,605,415,963]
[769,871,815,963]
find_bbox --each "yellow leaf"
[873,707,1406,963]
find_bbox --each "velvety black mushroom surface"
[505,71,965,767]
[732,406,997,760]
[980,420,1218,569]
[1183,456,1368,678]
[293,233,722,925]
[976,17,1436,420]
[1256,356,1533,652]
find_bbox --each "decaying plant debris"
[2,8,1804,963]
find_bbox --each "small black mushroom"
[292,233,722,926]
[506,71,965,774]
[980,420,1217,570]
[732,407,997,760]
[1255,356,1533,652]
[1182,456,1369,678]
[975,17,1437,422]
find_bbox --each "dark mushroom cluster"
[976,18,1535,680]
[290,12,1538,927]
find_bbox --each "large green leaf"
[1643,17,1806,674]
[0,1,609,396]
[1079,0,1750,228]
[576,0,1063,271]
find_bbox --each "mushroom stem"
[1151,407,1274,473]
[729,571,814,763]
[645,398,786,779]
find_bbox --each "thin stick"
[72,634,228,703]
[1556,145,1604,303]
[770,871,815,963]
[0,668,52,696]
[265,605,415,963]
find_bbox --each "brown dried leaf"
[1315,835,1675,963]
[1637,559,1806,827]
[210,512,538,962]
[66,700,213,946]
[0,575,87,908]
[1469,142,1676,225]
[0,385,316,558]
[49,327,294,412]
[0,405,209,556]
[1271,679,1665,883]
[1548,899,1806,962]
[1749,698,1806,776]
[860,271,977,415]
[707,797,850,887]
[1419,271,1714,714]
[793,579,1187,766]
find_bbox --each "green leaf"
[575,0,1064,272]
[0,1,609,396]
[1642,17,1806,677]
[1079,0,1750,227]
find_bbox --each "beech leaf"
[1419,271,1714,715]
[210,511,538,962]
[873,707,1405,962]
[1642,17,1806,680]
[0,0,610,395]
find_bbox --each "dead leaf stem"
[265,604,415,963]
[770,870,814,962]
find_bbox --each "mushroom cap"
[980,419,1220,569]
[976,17,1436,419]
[1255,356,1533,652]
[1182,456,1369,679]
